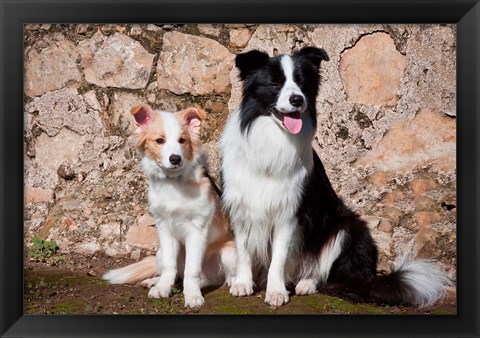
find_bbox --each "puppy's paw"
[141,277,160,288]
[229,282,253,297]
[184,294,205,308]
[295,279,317,296]
[148,285,171,298]
[265,290,289,307]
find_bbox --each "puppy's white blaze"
[393,253,453,308]
[299,230,346,283]
[160,112,183,168]
[276,55,305,112]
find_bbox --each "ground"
[24,253,456,315]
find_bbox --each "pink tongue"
[283,115,303,134]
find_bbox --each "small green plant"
[29,237,64,265]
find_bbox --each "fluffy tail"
[102,256,158,285]
[369,253,453,307]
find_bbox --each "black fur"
[233,46,441,307]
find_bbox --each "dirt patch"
[24,255,456,315]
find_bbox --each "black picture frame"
[1,0,479,337]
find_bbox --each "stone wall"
[24,24,456,279]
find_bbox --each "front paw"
[229,281,254,297]
[184,294,205,308]
[141,277,160,288]
[295,279,317,295]
[148,285,172,298]
[265,290,289,307]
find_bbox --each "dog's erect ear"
[179,107,207,133]
[235,50,270,80]
[131,104,154,129]
[294,46,330,66]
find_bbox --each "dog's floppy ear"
[235,50,270,80]
[179,107,207,134]
[131,104,154,130]
[294,46,330,66]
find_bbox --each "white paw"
[148,285,172,298]
[229,282,254,297]
[265,290,289,307]
[141,277,160,288]
[295,279,317,295]
[184,294,205,308]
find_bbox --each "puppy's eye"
[155,138,165,144]
[179,137,186,144]
[270,83,281,88]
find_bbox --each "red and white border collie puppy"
[220,47,451,307]
[103,105,236,308]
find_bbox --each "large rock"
[355,109,455,172]
[26,88,104,137]
[229,29,253,48]
[157,32,235,95]
[339,32,407,106]
[79,31,154,89]
[414,227,442,259]
[24,33,82,97]
[34,129,86,189]
[397,25,456,116]
[125,226,159,249]
[198,24,222,37]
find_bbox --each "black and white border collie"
[220,46,451,307]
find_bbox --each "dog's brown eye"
[155,138,165,144]
[179,137,186,144]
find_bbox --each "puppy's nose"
[289,94,304,107]
[169,154,182,165]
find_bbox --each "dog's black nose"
[289,94,304,107]
[169,154,182,165]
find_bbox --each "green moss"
[215,304,256,314]
[150,297,179,314]
[297,294,393,314]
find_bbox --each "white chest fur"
[143,157,213,240]
[220,113,314,264]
